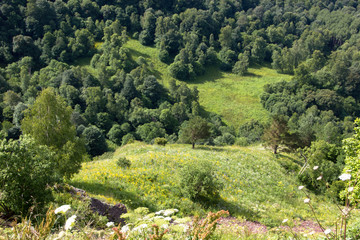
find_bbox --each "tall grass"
[71,142,338,228]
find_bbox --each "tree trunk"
[273,145,278,154]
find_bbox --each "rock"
[90,198,127,225]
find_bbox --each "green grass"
[71,142,338,229]
[123,40,292,128]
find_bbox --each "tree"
[82,125,107,157]
[21,88,85,179]
[0,136,57,215]
[262,115,289,154]
[179,116,210,149]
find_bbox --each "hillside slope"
[71,142,337,227]
[123,40,292,128]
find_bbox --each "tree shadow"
[195,197,260,220]
[127,48,151,59]
[243,72,261,78]
[70,181,158,211]
[190,65,225,84]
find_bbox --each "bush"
[122,133,136,146]
[0,136,58,215]
[116,157,131,169]
[235,137,250,146]
[179,161,223,201]
[213,133,235,146]
[154,137,167,146]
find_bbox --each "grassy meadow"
[71,142,339,230]
[123,40,292,128]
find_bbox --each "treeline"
[1,0,360,156]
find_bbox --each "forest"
[1,0,360,239]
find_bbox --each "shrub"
[154,137,167,146]
[179,161,223,201]
[122,133,135,146]
[213,133,235,146]
[0,136,58,215]
[235,137,250,146]
[116,157,131,169]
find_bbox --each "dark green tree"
[179,116,210,149]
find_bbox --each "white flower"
[65,215,77,231]
[164,217,172,221]
[348,187,354,192]
[54,231,66,240]
[160,224,169,229]
[339,173,351,181]
[133,224,148,233]
[178,224,189,233]
[309,231,315,235]
[282,219,288,223]
[174,209,179,212]
[298,186,304,190]
[324,229,331,235]
[106,222,115,228]
[155,210,165,215]
[317,176,322,180]
[304,198,310,204]
[313,166,319,170]
[163,209,175,216]
[121,225,130,233]
[55,205,71,215]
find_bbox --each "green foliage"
[179,116,210,148]
[214,133,235,146]
[82,125,107,157]
[21,88,85,179]
[116,157,131,169]
[343,118,360,201]
[179,161,223,201]
[136,122,166,143]
[298,140,343,193]
[154,137,167,146]
[0,136,57,215]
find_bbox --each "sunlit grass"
[123,39,292,128]
[71,142,339,228]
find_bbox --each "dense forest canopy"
[1,0,360,159]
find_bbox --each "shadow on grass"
[190,65,225,84]
[243,71,261,78]
[70,181,158,212]
[196,197,260,220]
[127,48,151,59]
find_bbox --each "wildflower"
[133,224,148,233]
[121,225,130,233]
[298,186,304,190]
[106,222,115,228]
[163,209,176,216]
[65,215,77,231]
[164,217,172,221]
[313,166,319,170]
[339,173,351,181]
[304,198,310,204]
[348,187,354,192]
[55,205,71,215]
[309,231,315,235]
[155,210,165,215]
[317,176,322,180]
[282,219,288,223]
[324,229,331,235]
[160,224,169,229]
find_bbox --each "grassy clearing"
[123,40,292,128]
[71,142,338,229]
